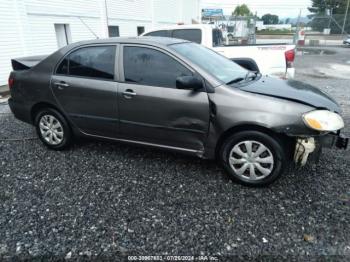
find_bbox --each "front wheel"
[34,108,72,150]
[220,131,286,187]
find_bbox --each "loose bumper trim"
[335,134,349,150]
[319,133,349,150]
[294,132,348,166]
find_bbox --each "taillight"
[285,49,295,68]
[8,77,14,89]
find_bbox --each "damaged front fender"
[203,85,318,159]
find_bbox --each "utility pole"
[327,7,334,30]
[105,0,109,26]
[252,11,257,44]
[99,0,108,38]
[151,0,155,29]
[341,0,350,35]
[294,9,302,44]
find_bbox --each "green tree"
[232,4,253,16]
[261,14,279,24]
[308,0,349,33]
[308,0,346,15]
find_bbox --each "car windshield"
[170,42,248,84]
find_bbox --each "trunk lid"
[11,55,48,70]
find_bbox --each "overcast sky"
[200,0,312,18]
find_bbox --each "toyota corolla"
[8,37,348,186]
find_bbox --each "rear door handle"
[122,89,137,98]
[54,81,69,89]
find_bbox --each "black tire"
[34,107,72,150]
[220,131,286,187]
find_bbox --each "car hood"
[238,76,341,112]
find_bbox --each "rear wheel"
[34,108,72,150]
[220,131,285,187]
[227,34,234,40]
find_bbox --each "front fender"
[204,85,318,158]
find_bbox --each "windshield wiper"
[245,71,260,81]
[226,77,245,85]
[226,71,261,86]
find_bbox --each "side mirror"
[176,76,203,91]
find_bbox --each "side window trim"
[54,44,119,82]
[119,44,196,85]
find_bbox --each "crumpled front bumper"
[294,132,349,166]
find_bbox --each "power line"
[202,2,310,6]
[201,2,311,8]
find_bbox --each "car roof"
[73,36,189,47]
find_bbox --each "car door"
[118,45,210,151]
[51,45,119,138]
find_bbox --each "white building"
[0,0,201,85]
[257,23,292,31]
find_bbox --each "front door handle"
[54,81,70,89]
[122,89,137,99]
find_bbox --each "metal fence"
[308,14,350,35]
[201,12,350,46]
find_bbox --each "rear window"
[144,30,169,37]
[172,29,202,44]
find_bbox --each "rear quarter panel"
[10,47,71,123]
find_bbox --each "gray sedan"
[8,37,348,186]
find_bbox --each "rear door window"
[123,46,192,88]
[56,46,116,80]
[56,58,68,74]
[172,29,202,44]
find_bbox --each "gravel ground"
[0,47,350,261]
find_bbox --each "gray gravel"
[0,47,350,260]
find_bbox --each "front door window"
[123,46,192,88]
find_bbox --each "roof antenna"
[78,17,99,39]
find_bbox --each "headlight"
[303,110,344,131]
